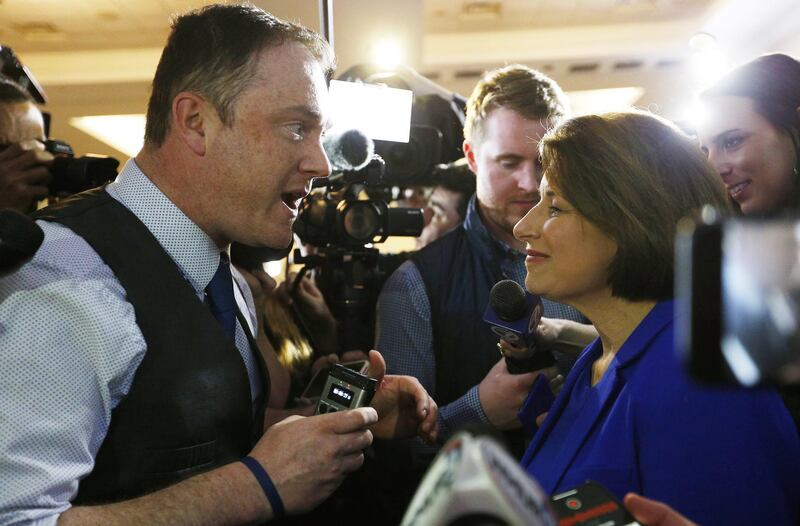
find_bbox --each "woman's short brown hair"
[540,110,731,301]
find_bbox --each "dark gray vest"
[36,188,268,503]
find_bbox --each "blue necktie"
[205,253,237,340]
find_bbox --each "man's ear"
[463,139,479,175]
[172,92,210,156]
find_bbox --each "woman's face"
[513,176,617,306]
[697,95,797,215]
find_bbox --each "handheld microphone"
[401,431,557,526]
[483,279,555,374]
[0,209,43,277]
[323,128,374,172]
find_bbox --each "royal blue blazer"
[520,301,800,525]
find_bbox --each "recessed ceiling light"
[14,22,64,42]
[69,114,145,158]
[460,1,502,21]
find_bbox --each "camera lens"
[341,201,381,242]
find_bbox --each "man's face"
[202,42,331,248]
[0,101,45,143]
[417,186,463,248]
[464,107,547,246]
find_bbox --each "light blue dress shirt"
[0,159,261,525]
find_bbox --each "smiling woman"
[513,110,800,525]
[698,53,800,216]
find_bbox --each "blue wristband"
[241,456,285,518]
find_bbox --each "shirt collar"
[105,158,220,294]
[575,300,675,372]
[462,194,521,261]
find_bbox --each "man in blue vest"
[0,5,437,525]
[375,65,596,471]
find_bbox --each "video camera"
[676,209,800,386]
[290,73,465,352]
[0,45,119,199]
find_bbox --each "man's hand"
[249,407,377,515]
[0,140,53,213]
[478,357,557,430]
[623,493,698,526]
[366,350,438,443]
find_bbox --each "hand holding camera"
[0,140,53,213]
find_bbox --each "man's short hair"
[0,76,34,104]
[463,64,569,143]
[540,110,731,301]
[145,3,335,147]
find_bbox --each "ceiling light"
[689,32,717,52]
[14,22,64,42]
[460,1,502,21]
[371,38,403,71]
[69,114,145,158]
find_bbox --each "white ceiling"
[1,0,798,160]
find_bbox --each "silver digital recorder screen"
[328,384,355,406]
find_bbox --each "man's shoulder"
[1,220,123,301]
[411,225,468,269]
[383,258,425,296]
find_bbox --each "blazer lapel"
[521,338,601,466]
[522,301,676,492]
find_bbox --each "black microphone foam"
[489,279,529,322]
[323,128,374,171]
[0,209,44,276]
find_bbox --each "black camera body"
[0,140,119,198]
[44,140,119,197]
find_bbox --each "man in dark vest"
[375,65,597,473]
[0,5,437,525]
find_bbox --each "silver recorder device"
[315,363,378,415]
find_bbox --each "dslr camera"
[1,45,119,198]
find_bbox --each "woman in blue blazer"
[512,110,800,525]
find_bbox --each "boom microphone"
[0,209,44,276]
[323,128,374,171]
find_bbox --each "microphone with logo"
[0,209,44,277]
[483,279,555,374]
